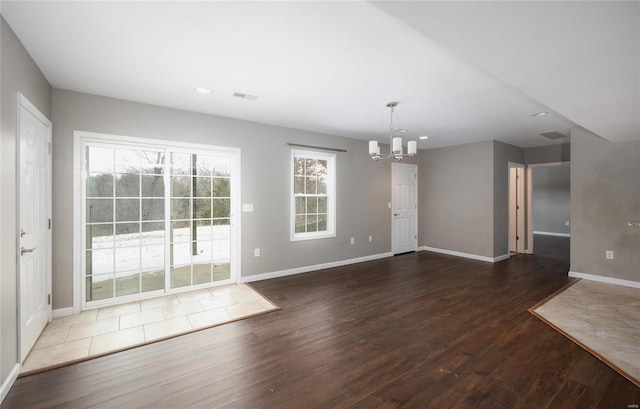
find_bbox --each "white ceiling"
[2,1,637,150]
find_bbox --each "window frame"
[290,149,336,241]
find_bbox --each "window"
[291,149,336,241]
[80,133,238,308]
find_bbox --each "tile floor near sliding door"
[22,284,278,374]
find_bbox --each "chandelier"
[369,102,417,161]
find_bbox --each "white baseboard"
[568,271,640,289]
[242,252,394,283]
[533,231,571,237]
[53,307,74,318]
[0,363,20,404]
[419,246,510,263]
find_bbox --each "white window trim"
[290,149,336,241]
[73,131,241,312]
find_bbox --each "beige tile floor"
[533,279,640,385]
[22,284,278,374]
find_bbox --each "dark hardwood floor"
[3,239,638,408]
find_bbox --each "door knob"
[394,213,400,216]
[21,247,36,256]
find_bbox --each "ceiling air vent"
[232,92,259,101]
[539,130,568,140]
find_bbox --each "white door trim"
[391,163,418,255]
[16,92,53,363]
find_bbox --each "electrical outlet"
[350,237,355,245]
[565,221,570,226]
[605,250,614,260]
[369,235,372,242]
[254,248,260,257]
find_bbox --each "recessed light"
[195,87,213,94]
[531,111,548,117]
[233,92,259,101]
[419,136,429,140]
[395,128,409,133]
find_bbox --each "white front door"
[18,94,52,363]
[392,163,417,254]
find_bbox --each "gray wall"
[0,16,52,385]
[419,140,494,258]
[532,165,570,234]
[493,140,525,256]
[570,127,639,283]
[51,89,415,309]
[525,143,570,165]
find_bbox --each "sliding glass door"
[82,138,236,307]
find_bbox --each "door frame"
[16,92,53,362]
[391,163,418,255]
[73,131,241,312]
[526,161,571,255]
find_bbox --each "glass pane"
[294,176,305,194]
[115,174,139,197]
[87,173,113,197]
[212,220,231,240]
[317,159,327,173]
[86,274,114,301]
[86,224,113,250]
[115,150,141,173]
[86,248,114,275]
[195,219,213,241]
[193,240,212,263]
[170,265,191,288]
[171,221,191,243]
[171,242,191,265]
[141,199,164,221]
[142,222,164,244]
[213,198,230,218]
[212,157,230,177]
[306,176,317,194]
[115,246,140,272]
[193,263,213,285]
[213,262,231,281]
[295,197,305,215]
[213,178,230,197]
[294,157,305,176]
[171,153,191,175]
[171,199,190,220]
[171,176,191,197]
[141,175,164,197]
[140,152,165,174]
[87,147,114,173]
[193,199,212,219]
[87,199,113,223]
[306,197,318,214]
[194,177,211,197]
[212,239,230,260]
[295,215,305,233]
[317,214,327,232]
[116,222,140,248]
[194,155,214,177]
[116,271,140,297]
[141,245,164,270]
[141,270,164,292]
[306,215,318,232]
[116,199,140,222]
[318,197,327,213]
[317,176,327,195]
[304,158,315,176]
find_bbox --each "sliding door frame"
[73,131,241,312]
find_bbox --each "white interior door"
[392,163,417,254]
[509,164,525,253]
[18,94,52,363]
